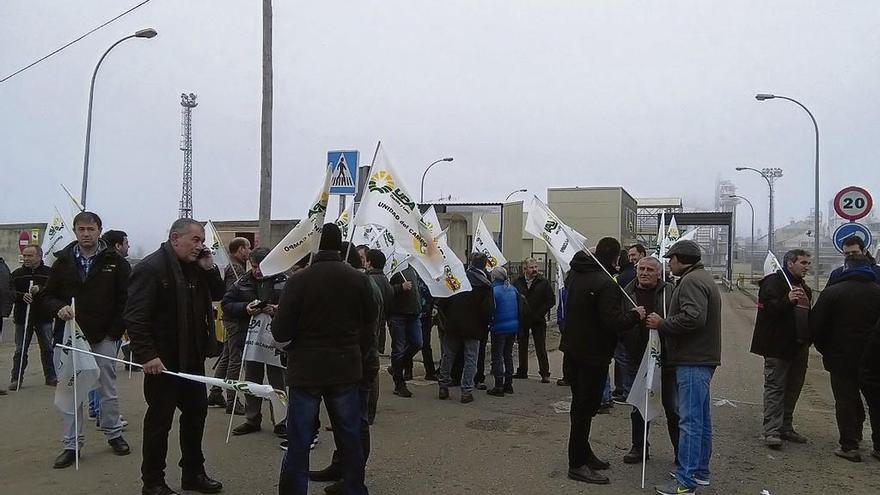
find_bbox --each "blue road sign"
[327,150,359,195]
[832,222,873,253]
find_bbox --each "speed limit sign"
[834,186,873,221]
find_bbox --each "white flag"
[473,217,508,270]
[627,329,663,422]
[366,225,412,277]
[666,215,681,242]
[243,313,285,368]
[260,169,332,276]
[335,201,354,240]
[42,206,74,263]
[524,196,586,272]
[175,372,288,424]
[353,144,446,279]
[54,320,100,414]
[410,208,472,298]
[763,251,783,277]
[205,220,234,279]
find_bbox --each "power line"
[0,0,153,84]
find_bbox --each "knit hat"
[319,223,343,251]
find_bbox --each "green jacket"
[659,263,722,367]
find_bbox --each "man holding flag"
[9,244,56,389]
[125,218,226,495]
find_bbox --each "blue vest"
[491,282,519,335]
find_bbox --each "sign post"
[327,150,359,216]
[834,186,873,222]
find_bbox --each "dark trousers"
[830,371,878,451]
[418,313,436,377]
[377,320,387,355]
[630,367,680,456]
[490,333,516,388]
[280,384,367,495]
[475,338,487,384]
[243,362,286,426]
[564,359,607,469]
[518,320,550,377]
[389,315,422,384]
[141,373,208,487]
[860,370,880,452]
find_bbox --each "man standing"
[513,257,555,383]
[273,223,376,495]
[647,240,722,495]
[812,255,880,462]
[613,243,647,403]
[224,247,288,437]
[1,256,12,343]
[388,264,423,397]
[860,319,880,462]
[364,249,394,423]
[43,211,132,469]
[750,249,812,449]
[125,218,225,495]
[208,237,251,412]
[561,238,644,485]
[9,244,56,389]
[829,235,880,283]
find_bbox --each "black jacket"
[43,241,131,344]
[10,264,53,324]
[621,279,673,361]
[0,258,12,317]
[124,243,225,372]
[811,267,880,375]
[658,263,723,367]
[436,267,495,341]
[389,266,422,316]
[560,252,639,366]
[363,269,391,381]
[367,269,394,323]
[750,271,812,359]
[513,272,556,325]
[272,250,377,388]
[221,270,288,335]
[860,319,880,391]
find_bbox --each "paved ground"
[1,290,878,494]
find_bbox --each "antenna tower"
[179,93,197,218]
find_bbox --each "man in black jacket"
[860,319,880,462]
[125,218,225,495]
[513,257,556,382]
[388,264,423,397]
[812,255,880,462]
[560,238,644,485]
[43,211,132,469]
[750,249,812,449]
[273,224,376,495]
[365,248,394,423]
[9,244,56,389]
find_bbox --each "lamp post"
[504,188,527,201]
[80,28,158,208]
[756,93,820,290]
[420,157,454,203]
[728,194,755,281]
[735,166,782,252]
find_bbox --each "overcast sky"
[2,0,879,252]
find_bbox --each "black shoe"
[393,384,413,398]
[273,423,287,438]
[424,372,438,381]
[232,422,261,436]
[142,483,179,495]
[597,402,613,414]
[225,401,245,416]
[503,383,514,394]
[460,393,474,404]
[540,376,551,384]
[487,387,505,397]
[53,449,76,469]
[108,436,131,456]
[556,379,569,386]
[309,463,342,482]
[586,453,610,470]
[475,382,487,391]
[181,473,223,494]
[567,465,609,484]
[46,378,58,387]
[438,387,449,400]
[513,371,528,379]
[623,445,648,464]
[207,389,226,408]
[324,480,344,495]
[403,370,413,381]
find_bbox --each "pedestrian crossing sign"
[327,150,359,195]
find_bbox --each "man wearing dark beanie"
[273,223,377,495]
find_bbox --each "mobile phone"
[253,300,269,310]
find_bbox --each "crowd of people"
[1,211,879,495]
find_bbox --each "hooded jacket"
[43,240,131,344]
[10,263,53,324]
[811,265,880,375]
[560,251,640,366]
[658,262,722,367]
[750,270,812,359]
[437,267,495,340]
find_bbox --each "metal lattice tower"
[178,93,197,218]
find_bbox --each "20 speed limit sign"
[834,186,873,221]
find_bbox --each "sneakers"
[655,480,695,495]
[460,393,474,404]
[780,430,808,444]
[764,435,783,449]
[280,440,288,451]
[567,465,609,485]
[475,382,487,390]
[623,445,648,464]
[540,376,551,384]
[207,389,226,408]
[834,447,862,462]
[108,436,131,456]
[668,471,709,487]
[393,384,413,398]
[232,422,261,436]
[438,387,449,400]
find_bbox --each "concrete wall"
[0,223,46,268]
[548,187,636,247]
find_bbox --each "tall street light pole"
[258,0,273,246]
[728,194,755,282]
[80,28,157,208]
[505,188,528,202]
[420,157,454,203]
[756,93,820,291]
[735,166,782,252]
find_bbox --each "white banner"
[260,169,332,276]
[42,207,73,263]
[627,329,663,423]
[243,313,284,368]
[335,201,354,240]
[410,207,471,298]
[205,220,234,279]
[473,216,508,270]
[524,196,586,272]
[54,319,100,414]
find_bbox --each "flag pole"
[15,281,34,391]
[71,329,80,471]
[570,234,638,307]
[226,335,250,444]
[344,140,382,263]
[641,385,649,488]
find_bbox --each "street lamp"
[756,93,820,291]
[727,194,755,282]
[735,166,782,252]
[80,28,158,208]
[504,188,527,201]
[420,157,454,203]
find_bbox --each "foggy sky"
[2,0,879,252]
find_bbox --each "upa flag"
[205,220,234,279]
[260,169,332,276]
[42,207,73,263]
[335,201,354,240]
[367,226,412,277]
[243,314,285,368]
[54,319,100,414]
[473,217,507,269]
[410,207,471,298]
[350,224,381,247]
[763,251,783,277]
[627,329,663,422]
[666,215,681,242]
[353,144,446,279]
[524,196,586,272]
[175,372,288,424]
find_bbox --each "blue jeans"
[602,374,612,404]
[11,322,56,383]
[490,333,515,388]
[675,365,715,489]
[613,342,635,398]
[439,334,479,394]
[279,384,367,495]
[389,315,422,383]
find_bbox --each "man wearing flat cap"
[646,240,722,495]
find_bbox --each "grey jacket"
[658,263,722,367]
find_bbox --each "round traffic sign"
[833,186,873,221]
[18,231,30,253]
[832,222,873,254]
